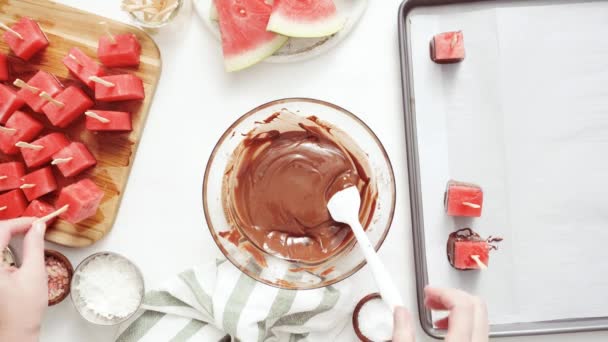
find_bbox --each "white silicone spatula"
[328,186,404,313]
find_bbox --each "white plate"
[193,0,367,63]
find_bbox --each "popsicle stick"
[68,53,84,66]
[451,33,458,48]
[13,79,40,93]
[99,21,116,44]
[462,201,481,209]
[0,206,6,211]
[0,126,17,135]
[15,141,43,150]
[33,204,69,225]
[85,111,111,123]
[20,183,35,189]
[152,2,178,21]
[0,22,23,40]
[0,175,7,180]
[39,92,64,107]
[471,255,487,270]
[88,76,115,87]
[52,157,73,165]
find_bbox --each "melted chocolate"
[223,111,377,264]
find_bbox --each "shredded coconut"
[358,298,394,341]
[74,254,143,320]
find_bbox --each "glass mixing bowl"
[203,98,396,289]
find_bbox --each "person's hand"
[0,218,48,342]
[393,306,415,342]
[424,286,488,342]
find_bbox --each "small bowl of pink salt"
[45,250,74,306]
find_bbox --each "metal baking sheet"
[398,0,608,338]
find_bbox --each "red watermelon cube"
[23,199,56,224]
[0,111,44,155]
[431,31,465,64]
[0,84,25,124]
[0,161,25,192]
[20,132,70,169]
[42,86,94,128]
[62,47,104,89]
[97,33,141,67]
[2,17,49,61]
[445,180,483,217]
[453,241,490,270]
[85,110,132,132]
[93,74,145,102]
[20,167,57,201]
[16,71,63,112]
[0,189,28,219]
[52,142,96,177]
[56,178,104,223]
[0,53,9,81]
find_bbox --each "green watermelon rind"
[224,34,288,72]
[267,12,346,38]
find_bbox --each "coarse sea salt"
[358,298,394,341]
[74,254,143,320]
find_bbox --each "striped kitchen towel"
[115,259,352,342]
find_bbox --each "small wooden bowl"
[45,249,74,306]
[352,292,391,342]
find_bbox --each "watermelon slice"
[267,0,345,38]
[56,178,104,224]
[0,190,27,220]
[214,0,288,72]
[453,241,489,270]
[444,180,483,217]
[20,167,57,201]
[23,200,57,224]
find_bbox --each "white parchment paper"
[407,0,608,325]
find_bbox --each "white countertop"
[38,0,608,341]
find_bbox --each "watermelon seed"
[39,91,65,107]
[13,79,40,94]
[0,22,23,40]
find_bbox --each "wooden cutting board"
[0,0,161,247]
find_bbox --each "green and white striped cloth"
[115,259,352,342]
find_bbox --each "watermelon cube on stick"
[431,31,465,64]
[0,189,28,220]
[56,178,104,224]
[0,53,9,81]
[42,86,94,128]
[91,74,145,102]
[0,111,44,155]
[214,0,288,72]
[20,167,57,201]
[1,17,49,61]
[453,241,489,270]
[85,110,132,132]
[52,142,96,178]
[97,31,141,67]
[0,161,25,192]
[14,71,63,112]
[0,84,25,124]
[267,0,345,38]
[23,199,57,224]
[444,180,483,217]
[18,132,70,169]
[62,47,104,89]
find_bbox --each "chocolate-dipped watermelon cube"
[62,47,104,89]
[0,161,25,192]
[20,167,57,201]
[52,142,96,177]
[56,179,104,223]
[0,53,8,81]
[92,74,145,102]
[19,132,70,169]
[23,199,56,224]
[97,33,141,67]
[85,110,132,132]
[445,180,483,217]
[2,17,49,61]
[15,71,63,112]
[447,228,502,270]
[0,189,28,219]
[42,86,94,128]
[0,111,43,155]
[431,31,465,64]
[0,84,25,124]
